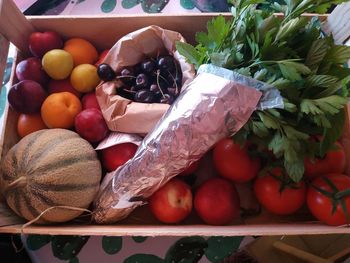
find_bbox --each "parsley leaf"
[305,38,330,71]
[175,42,202,69]
[325,45,350,64]
[300,95,347,116]
[278,61,311,80]
[305,75,338,88]
[320,109,345,157]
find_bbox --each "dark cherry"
[160,94,175,104]
[166,72,175,84]
[167,63,182,85]
[157,55,176,73]
[167,87,177,97]
[115,54,182,105]
[141,59,156,73]
[156,76,169,90]
[97,63,116,81]
[133,63,142,75]
[135,89,155,103]
[130,85,143,92]
[149,84,162,96]
[119,67,135,85]
[117,87,134,100]
[136,73,149,88]
[120,67,134,77]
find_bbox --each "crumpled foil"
[197,64,284,110]
[93,64,284,224]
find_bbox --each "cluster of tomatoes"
[213,138,349,226]
[147,137,349,226]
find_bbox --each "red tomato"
[213,138,261,183]
[194,177,240,225]
[307,174,350,226]
[254,168,306,215]
[304,141,346,179]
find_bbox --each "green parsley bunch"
[176,0,350,181]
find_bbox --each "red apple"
[8,80,47,113]
[15,57,49,85]
[149,178,193,224]
[95,49,110,66]
[81,92,100,110]
[29,31,63,58]
[74,108,109,143]
[194,177,240,225]
[48,78,82,98]
[179,160,200,176]
[101,143,138,172]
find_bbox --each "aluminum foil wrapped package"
[93,64,284,224]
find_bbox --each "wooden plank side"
[0,0,35,53]
[0,50,21,227]
[0,223,350,237]
[0,34,9,94]
[0,34,10,203]
[27,13,328,50]
[0,42,19,226]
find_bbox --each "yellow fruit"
[42,49,73,80]
[70,64,100,93]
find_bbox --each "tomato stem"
[335,189,350,200]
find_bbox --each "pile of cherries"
[97,54,182,105]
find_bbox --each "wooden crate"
[1,0,350,237]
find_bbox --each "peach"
[41,92,82,128]
[149,178,193,224]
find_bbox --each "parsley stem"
[248,58,302,68]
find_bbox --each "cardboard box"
[1,0,350,237]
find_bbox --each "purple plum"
[8,80,47,114]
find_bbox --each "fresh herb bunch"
[176,0,350,182]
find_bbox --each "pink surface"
[13,0,204,15]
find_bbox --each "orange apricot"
[41,92,82,129]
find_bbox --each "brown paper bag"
[96,25,195,134]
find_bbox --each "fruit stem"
[4,176,27,193]
[156,70,166,99]
[121,88,137,94]
[174,60,180,94]
[116,75,136,79]
[167,70,179,95]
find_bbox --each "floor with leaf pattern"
[25,235,252,263]
[15,0,230,15]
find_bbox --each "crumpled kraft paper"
[96,25,195,134]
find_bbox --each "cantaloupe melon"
[0,128,102,224]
